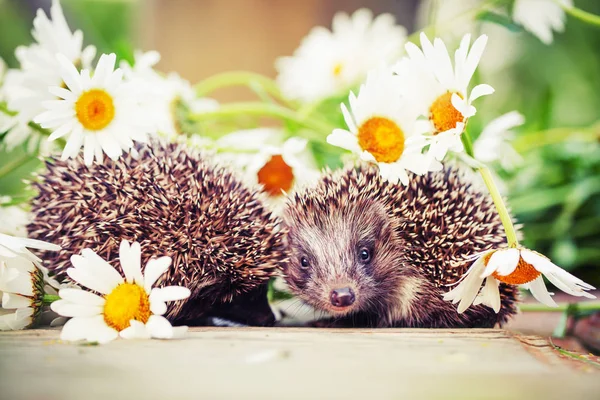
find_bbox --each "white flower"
[1,59,52,154]
[120,50,218,140]
[217,129,320,198]
[4,0,96,123]
[0,233,61,331]
[51,240,191,344]
[327,68,434,185]
[0,256,46,330]
[396,33,494,162]
[513,0,573,45]
[474,111,525,170]
[276,8,407,103]
[34,53,151,165]
[0,232,61,268]
[444,247,596,313]
[0,203,30,237]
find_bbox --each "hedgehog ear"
[353,198,394,239]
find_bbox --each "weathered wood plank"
[1,328,598,400]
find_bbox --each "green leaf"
[552,309,569,338]
[476,11,524,33]
[0,146,42,199]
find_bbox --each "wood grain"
[1,328,598,399]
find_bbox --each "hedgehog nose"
[330,287,355,307]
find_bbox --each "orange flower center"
[429,91,464,134]
[486,253,542,285]
[103,283,151,331]
[357,117,405,163]
[257,154,294,196]
[75,89,115,131]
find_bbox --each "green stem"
[0,153,32,180]
[549,338,600,368]
[42,294,60,304]
[0,102,18,117]
[561,3,600,27]
[27,121,51,137]
[479,167,519,247]
[189,102,335,141]
[1,101,51,137]
[512,123,599,153]
[194,71,286,101]
[520,301,600,312]
[462,130,519,248]
[461,129,476,157]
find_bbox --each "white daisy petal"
[143,257,173,293]
[66,265,113,295]
[327,129,361,153]
[149,300,168,316]
[146,315,175,339]
[341,103,357,133]
[451,259,487,313]
[527,276,557,307]
[85,315,119,344]
[50,300,103,318]
[150,286,191,303]
[469,84,495,102]
[120,320,151,340]
[483,277,501,313]
[462,34,488,88]
[57,288,105,306]
[1,293,31,309]
[119,240,143,285]
[482,249,520,277]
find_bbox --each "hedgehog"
[27,141,286,326]
[282,163,519,328]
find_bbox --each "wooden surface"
[1,328,599,400]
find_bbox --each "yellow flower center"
[483,252,542,285]
[333,63,343,77]
[257,154,294,196]
[357,116,405,163]
[103,283,151,331]
[429,91,464,134]
[75,89,115,131]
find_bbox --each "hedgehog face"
[284,198,408,317]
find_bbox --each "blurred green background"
[0,0,598,284]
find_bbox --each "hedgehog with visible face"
[283,164,519,328]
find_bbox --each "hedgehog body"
[28,142,285,326]
[283,164,519,328]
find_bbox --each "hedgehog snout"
[330,287,355,308]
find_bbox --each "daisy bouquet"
[0,0,599,343]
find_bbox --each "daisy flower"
[0,233,61,330]
[217,129,319,199]
[474,111,524,170]
[4,0,96,123]
[34,53,151,165]
[0,255,47,330]
[327,69,434,185]
[396,33,495,162]
[51,240,191,344]
[513,0,572,45]
[443,247,596,313]
[1,59,50,154]
[276,8,407,103]
[0,202,30,237]
[120,50,218,140]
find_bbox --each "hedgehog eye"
[300,256,310,268]
[359,248,371,263]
